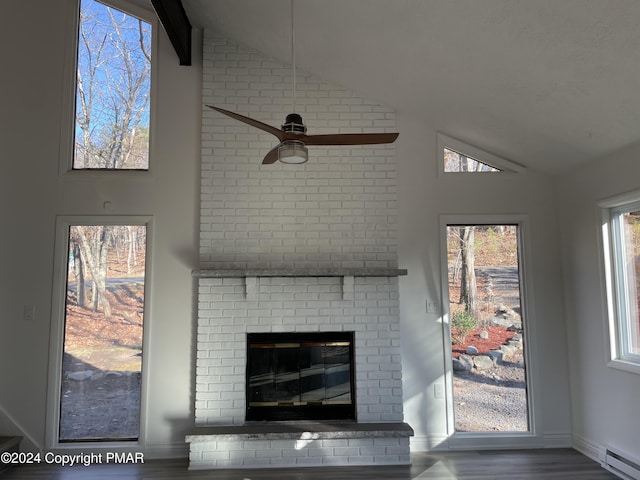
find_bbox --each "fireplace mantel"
[193,268,407,300]
[192,268,408,278]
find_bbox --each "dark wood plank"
[150,0,192,66]
[1,449,619,479]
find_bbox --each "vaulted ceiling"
[179,0,640,176]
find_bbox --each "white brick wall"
[193,31,406,468]
[200,32,397,270]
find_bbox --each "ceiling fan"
[206,106,399,165]
[206,1,399,165]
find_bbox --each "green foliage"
[451,309,478,345]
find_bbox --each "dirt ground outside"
[60,352,141,441]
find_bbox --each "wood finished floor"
[1,449,619,479]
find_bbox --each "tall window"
[59,224,147,442]
[445,224,529,433]
[73,0,152,170]
[604,199,640,368]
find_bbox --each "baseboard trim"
[543,432,572,448]
[410,434,449,451]
[448,434,545,451]
[572,433,601,463]
[144,442,188,459]
[411,431,571,452]
[574,434,640,480]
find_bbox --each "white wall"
[397,112,572,449]
[558,142,640,461]
[0,0,201,456]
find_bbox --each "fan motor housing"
[282,113,307,134]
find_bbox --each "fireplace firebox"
[246,332,355,421]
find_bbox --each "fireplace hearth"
[246,332,355,421]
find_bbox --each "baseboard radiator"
[600,447,640,480]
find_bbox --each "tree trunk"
[459,226,478,317]
[127,226,137,274]
[460,154,469,172]
[73,242,86,307]
[96,226,111,317]
[75,226,112,317]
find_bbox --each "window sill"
[607,359,640,375]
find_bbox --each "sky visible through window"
[74,0,151,170]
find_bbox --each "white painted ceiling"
[182,0,640,175]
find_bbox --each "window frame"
[437,133,526,177]
[601,191,640,373]
[46,215,154,451]
[58,0,158,176]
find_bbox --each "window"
[73,0,153,170]
[47,217,151,447]
[445,223,529,433]
[437,133,525,176]
[603,196,640,369]
[444,148,500,173]
[59,224,148,441]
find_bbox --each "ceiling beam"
[150,0,192,66]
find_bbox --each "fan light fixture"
[279,140,308,164]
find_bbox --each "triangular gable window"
[437,133,525,176]
[444,148,500,173]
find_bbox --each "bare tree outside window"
[456,226,479,317]
[74,0,151,170]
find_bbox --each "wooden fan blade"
[262,145,281,164]
[206,105,285,140]
[301,132,399,146]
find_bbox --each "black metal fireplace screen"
[246,332,355,421]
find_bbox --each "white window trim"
[45,215,154,451]
[599,191,640,375]
[437,133,526,177]
[57,0,158,177]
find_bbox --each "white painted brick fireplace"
[187,32,411,470]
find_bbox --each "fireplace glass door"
[246,332,355,421]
